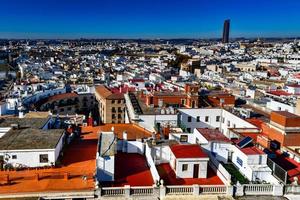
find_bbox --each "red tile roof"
[239,146,265,155]
[47,92,78,102]
[246,118,264,128]
[196,128,231,143]
[267,90,291,96]
[110,86,136,94]
[170,144,208,159]
[95,85,124,100]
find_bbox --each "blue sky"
[0,0,300,39]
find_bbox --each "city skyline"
[1,0,300,39]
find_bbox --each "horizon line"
[1,36,300,40]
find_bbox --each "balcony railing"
[101,187,125,196]
[166,185,193,195]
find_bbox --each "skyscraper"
[222,19,230,43]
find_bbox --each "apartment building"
[95,85,125,124]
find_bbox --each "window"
[236,157,243,167]
[182,164,188,171]
[186,128,191,133]
[112,100,115,104]
[118,114,122,119]
[205,116,209,122]
[196,116,200,122]
[60,108,64,112]
[216,116,220,122]
[188,116,192,122]
[112,114,116,119]
[233,124,236,128]
[227,120,230,127]
[180,135,188,142]
[181,99,186,105]
[12,155,17,159]
[222,117,225,123]
[40,154,49,163]
[118,100,121,104]
[118,107,122,112]
[112,107,116,113]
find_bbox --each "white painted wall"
[169,133,195,144]
[174,158,208,179]
[138,114,177,132]
[231,146,274,182]
[145,143,160,183]
[97,155,115,181]
[178,108,222,132]
[220,109,256,138]
[0,149,56,167]
[54,133,65,160]
[153,145,172,164]
[0,133,64,168]
[266,99,295,113]
[192,129,232,163]
[209,153,231,185]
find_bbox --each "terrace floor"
[0,126,100,194]
[156,163,223,185]
[0,123,155,194]
[102,152,154,187]
[271,151,300,183]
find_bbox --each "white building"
[178,108,256,136]
[231,138,277,183]
[0,128,65,168]
[194,128,232,163]
[266,99,295,113]
[169,144,209,179]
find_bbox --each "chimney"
[123,131,127,140]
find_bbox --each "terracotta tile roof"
[97,124,152,140]
[47,92,78,102]
[267,90,291,96]
[246,118,264,128]
[197,128,231,143]
[95,85,112,98]
[95,85,124,100]
[170,144,208,159]
[239,146,265,155]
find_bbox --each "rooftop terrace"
[0,126,99,194]
[156,163,223,186]
[102,152,154,187]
